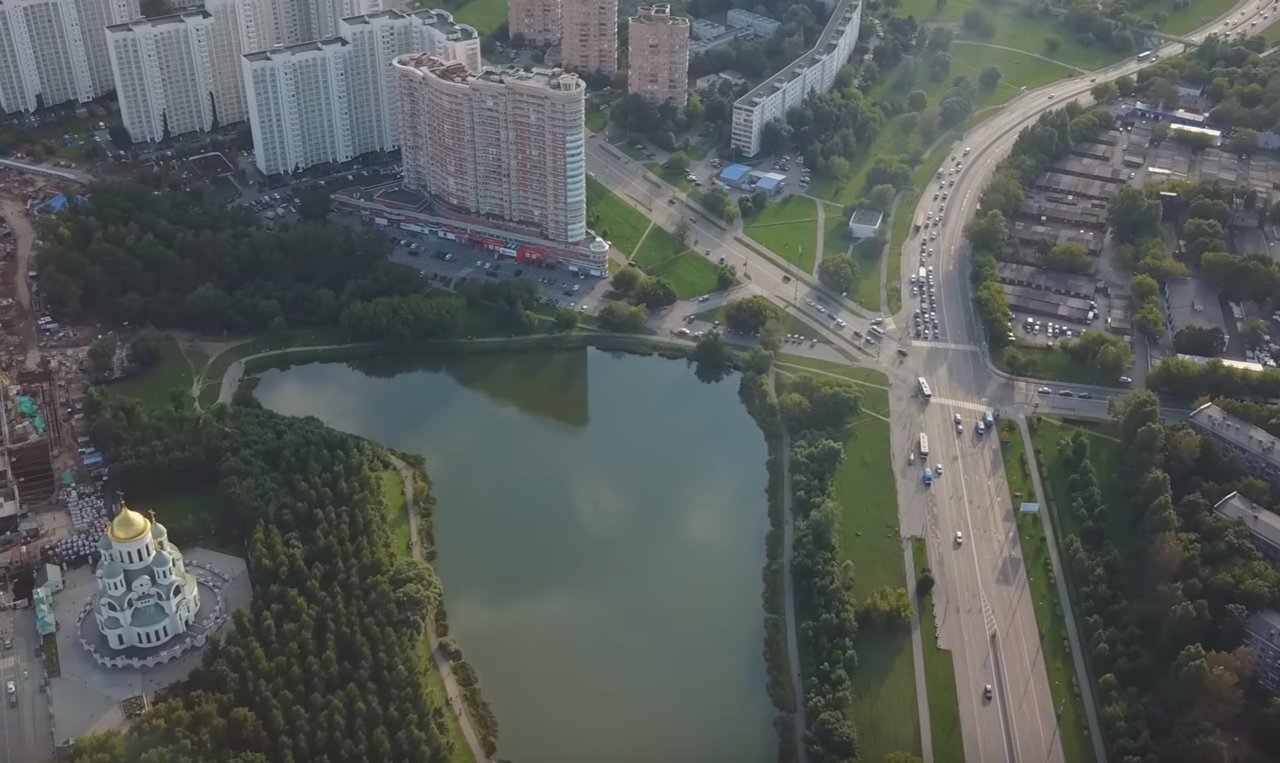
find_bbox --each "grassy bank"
[998,345,1125,386]
[998,418,1101,763]
[746,198,820,273]
[774,356,890,417]
[632,225,719,298]
[587,178,650,255]
[103,335,194,410]
[912,538,964,763]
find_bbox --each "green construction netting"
[17,395,45,435]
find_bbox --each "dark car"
[486,270,499,278]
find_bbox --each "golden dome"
[108,504,151,542]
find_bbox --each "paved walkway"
[1015,417,1108,763]
[903,540,934,763]
[812,200,827,276]
[392,455,492,763]
[777,419,809,763]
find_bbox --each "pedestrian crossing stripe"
[911,340,979,352]
[931,397,988,413]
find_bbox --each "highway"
[0,608,54,763]
[586,2,1279,761]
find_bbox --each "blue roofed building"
[718,163,751,187]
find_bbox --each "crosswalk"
[931,396,989,414]
[912,339,979,352]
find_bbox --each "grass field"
[998,344,1126,386]
[104,335,193,410]
[645,162,693,192]
[912,538,964,763]
[587,178,650,255]
[746,197,820,273]
[632,225,720,298]
[382,469,412,558]
[832,405,922,762]
[998,418,1104,763]
[1153,0,1238,34]
[196,329,350,408]
[775,356,890,418]
[586,100,607,133]
[448,0,507,35]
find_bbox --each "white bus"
[918,377,932,399]
[919,433,930,457]
[1137,50,1152,60]
[869,324,886,337]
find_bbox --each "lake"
[252,347,777,763]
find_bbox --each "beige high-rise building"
[393,53,587,243]
[560,0,615,76]
[507,0,558,46]
[627,4,687,107]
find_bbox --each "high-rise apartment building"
[0,0,91,112]
[77,0,140,96]
[340,9,479,157]
[627,4,688,107]
[106,11,217,143]
[393,53,587,243]
[507,0,558,46]
[242,37,353,175]
[560,0,616,76]
[267,0,380,48]
[203,0,251,124]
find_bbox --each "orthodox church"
[91,502,200,650]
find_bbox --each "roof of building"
[393,52,581,91]
[734,0,860,108]
[756,175,783,190]
[1246,608,1280,645]
[1213,491,1280,550]
[719,164,751,182]
[109,504,150,543]
[1175,354,1264,372]
[633,4,689,26]
[244,37,350,62]
[1163,277,1228,335]
[849,208,882,227]
[105,9,211,33]
[1189,403,1280,468]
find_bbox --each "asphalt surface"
[0,608,54,763]
[586,3,1280,761]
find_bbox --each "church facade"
[91,503,200,650]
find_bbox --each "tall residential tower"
[627,4,688,107]
[507,0,559,46]
[106,11,217,143]
[560,0,615,76]
[393,53,587,243]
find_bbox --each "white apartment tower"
[78,0,139,95]
[0,0,91,112]
[242,37,353,175]
[106,11,216,143]
[627,4,688,107]
[507,0,558,47]
[266,0,380,47]
[203,0,250,124]
[393,53,587,243]
[561,0,616,76]
[339,9,479,157]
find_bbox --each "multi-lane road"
[0,608,53,763]
[587,3,1280,761]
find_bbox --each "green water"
[252,348,777,763]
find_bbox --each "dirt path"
[0,197,39,369]
[390,456,491,763]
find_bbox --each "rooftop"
[340,9,478,40]
[849,208,882,227]
[633,4,689,26]
[106,9,210,33]
[244,37,349,63]
[1189,403,1280,468]
[1163,277,1228,335]
[393,53,582,92]
[1245,608,1280,644]
[735,0,859,108]
[1213,491,1280,550]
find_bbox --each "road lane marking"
[912,340,979,352]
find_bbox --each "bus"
[1137,50,1153,60]
[869,324,886,337]
[918,377,932,399]
[919,433,930,457]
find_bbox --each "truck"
[919,433,929,457]
[919,266,927,281]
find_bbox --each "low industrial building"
[997,262,1096,299]
[847,208,882,239]
[1162,277,1229,342]
[1001,285,1093,324]
[1016,197,1107,229]
[1169,123,1222,147]
[1010,221,1102,254]
[718,163,752,187]
[1037,172,1118,201]
[1212,491,1280,562]
[1188,403,1280,485]
[726,8,780,37]
[1118,101,1208,127]
[1244,609,1280,694]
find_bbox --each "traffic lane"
[0,620,52,763]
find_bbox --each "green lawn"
[448,0,507,35]
[1152,0,1237,34]
[382,469,411,558]
[999,344,1126,386]
[829,403,921,761]
[775,357,889,418]
[912,538,964,763]
[586,100,608,133]
[746,197,820,273]
[197,329,350,408]
[998,418,1104,763]
[632,225,720,298]
[587,178,650,255]
[645,162,692,192]
[105,335,193,410]
[693,307,828,342]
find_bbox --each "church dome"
[108,504,151,542]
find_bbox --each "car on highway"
[984,684,994,702]
[909,450,916,464]
[954,530,963,545]
[923,469,933,486]
[1059,389,1073,397]
[1038,386,1052,394]
[1078,392,1092,399]
[6,680,15,707]
[1119,376,1133,385]
[935,463,942,475]
[2,636,10,650]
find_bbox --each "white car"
[909,451,916,464]
[954,530,963,545]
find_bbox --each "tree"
[1091,81,1120,102]
[916,568,935,597]
[974,281,1012,346]
[1173,326,1226,356]
[552,308,579,332]
[716,264,736,290]
[634,277,677,309]
[862,586,912,627]
[1062,330,1133,374]
[966,209,1009,253]
[128,327,166,368]
[88,335,117,376]
[698,186,737,222]
[1044,35,1061,53]
[1108,187,1161,242]
[673,216,692,247]
[1134,300,1166,339]
[1227,128,1257,155]
[962,9,995,36]
[664,151,691,174]
[724,296,780,334]
[1183,218,1225,264]
[938,95,972,127]
[1244,318,1267,350]
[597,301,648,332]
[818,254,858,293]
[689,331,733,382]
[297,189,331,222]
[907,90,928,112]
[611,267,641,294]
[1044,242,1093,273]
[760,319,784,353]
[867,183,896,211]
[979,66,1002,89]
[1131,273,1160,303]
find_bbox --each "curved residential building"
[627,4,689,107]
[731,0,861,157]
[394,53,587,244]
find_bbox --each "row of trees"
[73,396,468,762]
[610,267,678,309]
[1148,354,1280,400]
[1056,391,1280,759]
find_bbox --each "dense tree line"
[35,182,458,335]
[1126,35,1273,127]
[1053,391,1280,760]
[72,395,471,762]
[1148,354,1280,400]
